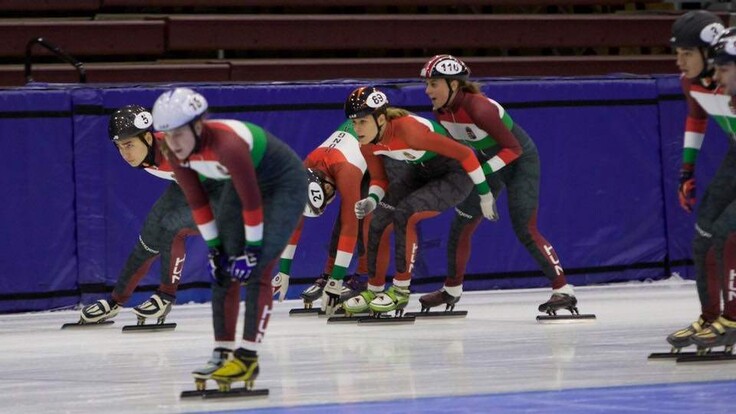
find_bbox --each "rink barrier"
[0,74,721,313]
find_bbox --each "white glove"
[272,272,290,302]
[320,278,343,316]
[479,192,499,221]
[354,197,377,219]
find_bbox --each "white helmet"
[152,87,208,131]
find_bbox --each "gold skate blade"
[358,315,415,325]
[288,308,320,316]
[536,314,596,323]
[405,310,468,318]
[61,320,114,329]
[121,323,177,332]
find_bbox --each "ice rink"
[1,279,735,414]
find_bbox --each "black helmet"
[344,86,389,119]
[108,105,153,141]
[670,10,724,48]
[304,168,336,217]
[420,54,470,80]
[710,28,736,65]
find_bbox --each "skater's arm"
[360,145,388,203]
[465,96,523,173]
[329,162,363,280]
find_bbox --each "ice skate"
[123,292,176,332]
[356,285,415,325]
[675,316,736,362]
[648,317,711,359]
[197,348,269,399]
[340,274,367,302]
[407,289,467,318]
[536,284,595,322]
[341,289,377,316]
[62,299,120,329]
[289,273,328,315]
[181,347,237,398]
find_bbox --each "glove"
[207,247,229,279]
[479,192,499,221]
[229,246,261,283]
[678,165,696,213]
[354,197,377,219]
[320,278,343,316]
[272,272,290,302]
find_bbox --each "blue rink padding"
[197,379,736,414]
[0,74,730,312]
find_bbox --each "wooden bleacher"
[0,1,685,86]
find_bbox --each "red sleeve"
[331,162,363,254]
[681,76,708,130]
[396,118,482,175]
[361,144,389,195]
[465,95,523,166]
[167,154,211,224]
[212,132,263,237]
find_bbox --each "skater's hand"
[229,246,260,283]
[678,164,696,213]
[272,272,289,302]
[207,246,228,279]
[321,278,343,316]
[479,192,499,221]
[354,197,377,219]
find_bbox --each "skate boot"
[191,347,233,391]
[666,316,710,351]
[340,274,368,302]
[342,289,378,316]
[369,285,410,317]
[132,291,174,325]
[211,348,259,392]
[690,316,736,355]
[538,284,577,315]
[419,289,460,312]
[299,273,328,309]
[80,299,120,324]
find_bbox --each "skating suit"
[279,120,369,281]
[169,120,306,347]
[111,133,223,305]
[681,76,736,321]
[361,114,490,287]
[435,89,567,291]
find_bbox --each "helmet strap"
[188,119,203,157]
[443,78,457,108]
[697,47,717,87]
[370,112,384,144]
[136,132,157,169]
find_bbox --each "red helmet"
[420,55,470,80]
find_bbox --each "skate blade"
[648,351,698,360]
[202,388,269,399]
[288,308,320,316]
[405,310,468,319]
[317,308,347,317]
[326,314,371,323]
[121,323,177,332]
[676,353,736,363]
[358,315,415,325]
[536,314,596,323]
[61,320,114,329]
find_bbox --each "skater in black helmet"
[75,105,223,327]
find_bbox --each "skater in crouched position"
[152,88,306,392]
[272,120,369,315]
[672,28,736,354]
[664,13,736,354]
[78,105,222,327]
[420,55,577,316]
[342,86,497,317]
